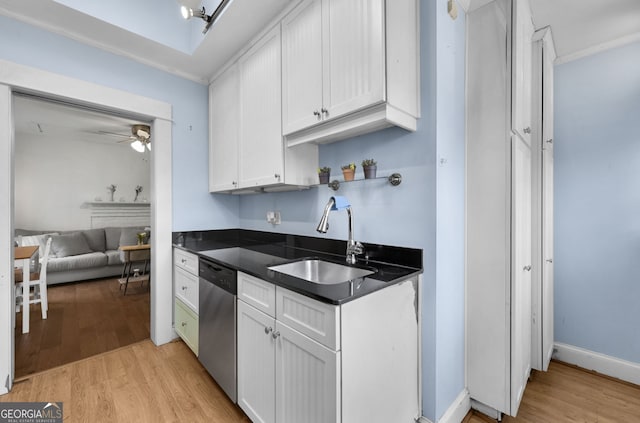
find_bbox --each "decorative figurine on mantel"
[107,184,117,202]
[134,185,143,202]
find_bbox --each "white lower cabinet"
[275,321,339,423]
[237,300,276,423]
[237,272,419,423]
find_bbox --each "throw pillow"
[51,232,92,258]
[81,228,106,252]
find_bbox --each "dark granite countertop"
[173,229,422,304]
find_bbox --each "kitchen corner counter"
[172,229,423,304]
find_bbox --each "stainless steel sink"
[268,259,375,285]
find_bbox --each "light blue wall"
[555,40,640,364]
[0,15,240,231]
[238,3,466,420]
[434,0,466,419]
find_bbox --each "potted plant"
[362,159,377,179]
[341,163,356,181]
[318,167,331,185]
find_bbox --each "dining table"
[14,245,38,334]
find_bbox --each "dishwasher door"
[198,260,237,403]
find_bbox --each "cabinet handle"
[274,174,281,180]
[321,107,328,117]
[264,326,273,335]
[546,139,553,144]
[523,265,532,271]
[232,181,238,186]
[523,127,532,134]
[181,259,186,264]
[546,259,553,263]
[272,331,280,339]
[181,286,187,291]
[313,110,321,119]
[181,322,187,327]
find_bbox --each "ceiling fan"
[99,124,151,152]
[123,124,151,152]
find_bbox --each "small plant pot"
[318,172,330,185]
[363,165,377,179]
[342,169,355,181]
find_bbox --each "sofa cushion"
[105,250,124,266]
[47,252,108,272]
[104,227,121,251]
[81,228,106,252]
[51,232,92,258]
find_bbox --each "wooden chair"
[15,237,52,320]
[118,244,150,295]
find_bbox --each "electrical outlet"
[266,211,281,225]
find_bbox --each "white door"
[322,0,385,120]
[281,0,323,135]
[275,322,339,423]
[237,301,276,423]
[511,0,534,142]
[209,64,239,192]
[510,133,532,414]
[541,138,554,370]
[238,26,284,188]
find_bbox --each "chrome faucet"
[316,196,364,265]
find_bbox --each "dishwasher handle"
[199,258,237,295]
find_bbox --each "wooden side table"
[118,244,150,295]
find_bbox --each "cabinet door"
[275,322,339,423]
[510,132,532,414]
[282,0,323,135]
[237,301,276,423]
[175,298,198,355]
[209,64,239,192]
[323,0,385,120]
[512,0,534,142]
[239,26,284,188]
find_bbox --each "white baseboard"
[418,389,471,423]
[553,342,640,386]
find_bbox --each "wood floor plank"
[465,360,640,423]
[2,339,252,422]
[14,277,150,379]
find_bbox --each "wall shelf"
[316,173,402,191]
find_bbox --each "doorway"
[12,95,153,378]
[0,61,174,394]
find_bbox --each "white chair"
[15,236,52,320]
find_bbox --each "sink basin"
[268,259,375,285]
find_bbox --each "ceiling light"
[131,140,146,153]
[179,0,233,34]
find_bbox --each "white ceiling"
[13,95,146,146]
[0,0,297,84]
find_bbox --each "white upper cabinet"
[281,0,324,134]
[512,0,534,142]
[323,0,385,119]
[238,26,284,189]
[282,0,419,146]
[209,64,239,192]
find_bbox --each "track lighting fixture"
[179,0,233,34]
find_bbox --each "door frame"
[0,59,175,394]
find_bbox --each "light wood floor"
[464,360,640,423]
[15,277,150,379]
[2,339,250,423]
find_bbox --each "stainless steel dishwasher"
[198,257,237,403]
